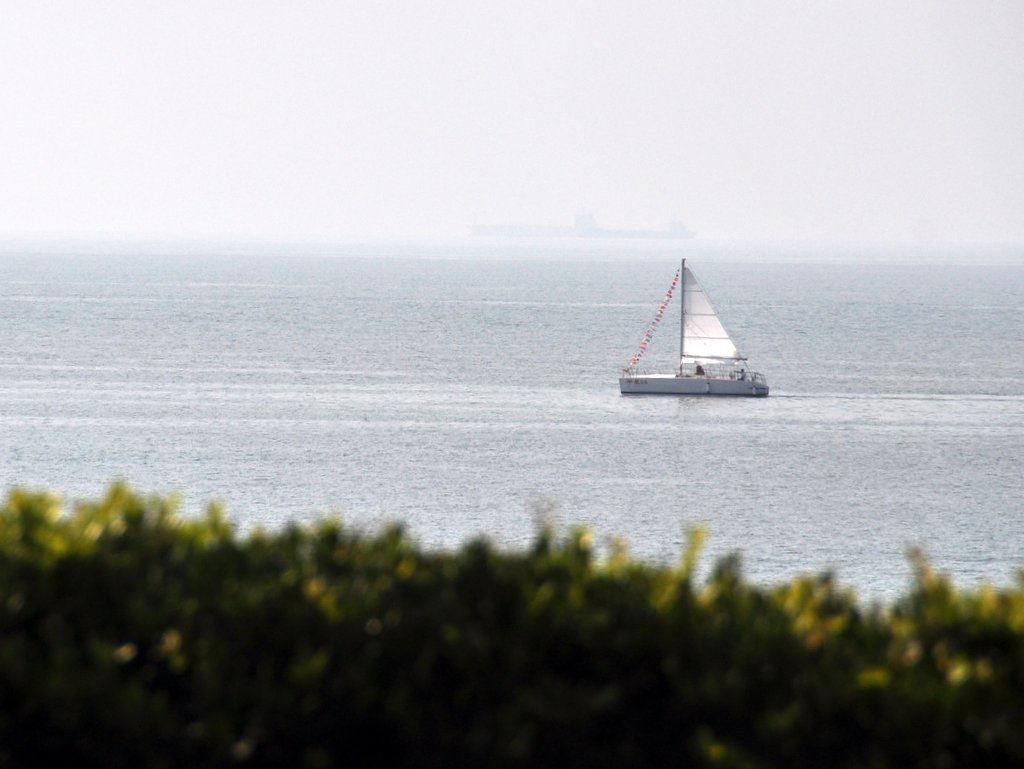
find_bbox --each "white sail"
[681,266,743,362]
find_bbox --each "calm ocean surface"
[2,241,1022,601]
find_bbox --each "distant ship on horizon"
[468,214,695,239]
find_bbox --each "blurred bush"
[0,485,1021,768]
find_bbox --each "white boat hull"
[619,373,768,397]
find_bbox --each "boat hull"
[619,374,768,397]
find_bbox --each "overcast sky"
[2,1,1022,245]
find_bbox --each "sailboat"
[619,259,769,396]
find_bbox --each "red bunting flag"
[627,268,681,366]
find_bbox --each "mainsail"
[681,266,743,362]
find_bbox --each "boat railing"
[623,365,767,384]
[679,362,763,382]
[621,367,658,377]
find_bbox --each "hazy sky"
[2,1,1022,245]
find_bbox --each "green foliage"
[0,485,1022,768]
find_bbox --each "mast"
[679,258,686,363]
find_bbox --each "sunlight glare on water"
[1,242,1022,601]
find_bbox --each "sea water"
[1,241,1022,601]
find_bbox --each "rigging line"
[628,269,680,366]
